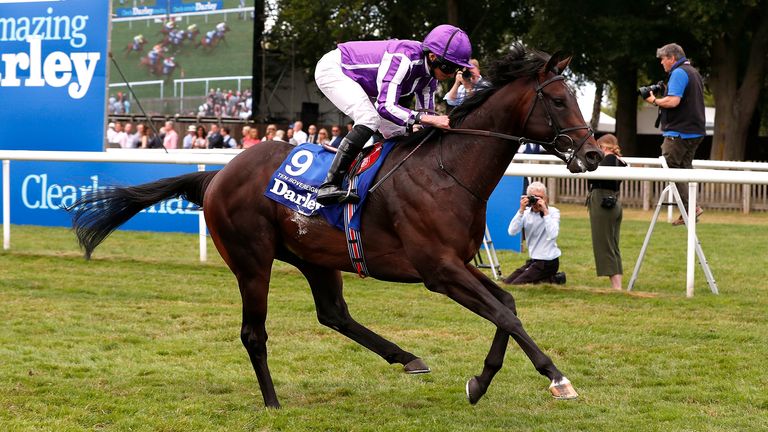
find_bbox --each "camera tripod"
[628,158,718,296]
[473,225,503,280]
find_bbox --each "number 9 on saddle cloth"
[264,141,396,230]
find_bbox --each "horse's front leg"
[463,265,577,403]
[419,258,576,401]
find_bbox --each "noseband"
[449,73,593,166]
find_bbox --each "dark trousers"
[661,136,704,204]
[504,258,559,285]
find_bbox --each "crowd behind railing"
[105,117,348,151]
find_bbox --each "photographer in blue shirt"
[643,43,705,226]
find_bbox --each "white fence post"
[686,182,698,297]
[198,164,208,262]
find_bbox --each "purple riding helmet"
[422,24,473,69]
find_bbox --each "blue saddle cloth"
[264,142,395,230]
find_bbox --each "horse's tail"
[67,170,218,259]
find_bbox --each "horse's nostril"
[586,151,603,165]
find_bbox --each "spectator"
[587,134,627,291]
[193,125,208,149]
[503,181,566,285]
[292,121,307,144]
[106,122,118,146]
[162,121,178,149]
[183,125,197,149]
[261,124,277,141]
[242,127,261,148]
[286,128,296,145]
[135,123,149,148]
[643,42,705,225]
[274,130,286,142]
[207,124,224,148]
[306,124,318,144]
[444,58,488,106]
[317,128,330,145]
[121,123,134,148]
[264,128,276,142]
[329,124,343,148]
[221,126,237,148]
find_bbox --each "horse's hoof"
[549,377,579,400]
[403,358,430,374]
[465,376,486,405]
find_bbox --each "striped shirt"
[338,40,436,126]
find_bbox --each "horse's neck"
[441,89,527,201]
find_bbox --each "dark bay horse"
[68,45,602,408]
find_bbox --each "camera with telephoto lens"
[526,195,538,207]
[462,68,473,80]
[637,81,664,99]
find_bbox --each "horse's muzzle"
[567,149,603,173]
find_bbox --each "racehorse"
[196,26,229,51]
[122,36,147,57]
[139,54,163,76]
[68,44,602,408]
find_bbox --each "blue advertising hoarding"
[0,0,109,152]
[487,176,523,252]
[9,161,221,233]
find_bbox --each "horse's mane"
[449,43,548,127]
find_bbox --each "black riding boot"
[316,125,374,205]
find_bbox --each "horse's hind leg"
[298,262,429,373]
[237,268,281,408]
[211,219,282,408]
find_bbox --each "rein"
[368,72,594,197]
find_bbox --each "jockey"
[147,44,163,65]
[204,29,217,44]
[215,22,227,36]
[313,24,473,205]
[162,57,176,75]
[170,29,184,45]
[186,24,198,40]
[163,19,175,32]
[132,34,145,51]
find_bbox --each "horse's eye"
[552,99,566,108]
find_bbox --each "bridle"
[449,73,593,167]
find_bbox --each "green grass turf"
[1,205,767,431]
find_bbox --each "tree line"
[255,0,768,160]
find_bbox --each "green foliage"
[266,0,524,70]
[2,207,768,430]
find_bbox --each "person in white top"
[503,181,566,285]
[292,121,308,144]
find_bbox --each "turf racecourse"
[1,205,767,431]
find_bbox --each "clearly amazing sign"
[0,1,109,151]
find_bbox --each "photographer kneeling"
[503,182,566,285]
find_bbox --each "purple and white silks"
[314,40,436,138]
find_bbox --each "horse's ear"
[556,55,573,74]
[544,51,572,75]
